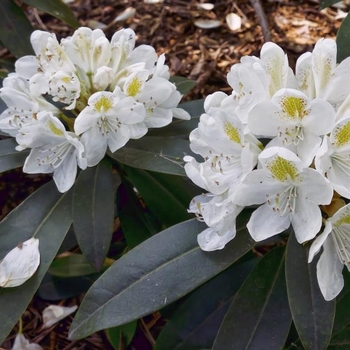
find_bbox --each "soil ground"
[0,0,346,349]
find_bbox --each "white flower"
[42,304,78,328]
[296,38,350,105]
[248,88,335,165]
[21,31,81,109]
[309,203,350,300]
[16,111,87,193]
[31,70,80,109]
[189,193,243,251]
[0,238,40,288]
[12,333,43,350]
[185,108,261,196]
[234,147,333,243]
[74,91,145,166]
[259,42,297,96]
[0,74,58,137]
[109,28,136,74]
[225,57,270,125]
[121,71,190,128]
[315,115,350,199]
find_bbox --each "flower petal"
[316,237,344,301]
[308,221,333,263]
[42,305,78,329]
[292,196,322,243]
[53,149,78,193]
[0,238,40,288]
[247,203,291,241]
[298,168,333,205]
[12,333,43,350]
[234,169,282,205]
[197,226,236,251]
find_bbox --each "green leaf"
[117,182,160,249]
[336,12,350,63]
[320,0,343,9]
[107,321,137,350]
[147,118,200,139]
[69,216,256,339]
[329,328,350,349]
[332,271,350,336]
[286,233,336,350]
[179,99,205,117]
[0,181,72,344]
[213,247,291,350]
[109,136,198,176]
[150,171,202,207]
[0,0,34,57]
[0,138,29,172]
[124,166,192,227]
[0,57,16,72]
[21,0,79,28]
[48,254,107,277]
[154,259,258,350]
[38,273,100,301]
[170,76,197,95]
[73,160,118,270]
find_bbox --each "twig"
[33,8,49,31]
[250,0,272,42]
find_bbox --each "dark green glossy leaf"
[179,99,205,117]
[117,182,160,249]
[332,271,350,336]
[337,13,350,63]
[155,259,258,350]
[69,216,256,339]
[48,254,108,277]
[0,0,34,57]
[150,172,202,207]
[73,160,117,270]
[124,166,192,227]
[109,136,198,176]
[0,138,29,172]
[320,0,344,9]
[147,118,200,138]
[329,328,350,349]
[107,321,137,350]
[286,233,336,350]
[21,0,79,28]
[0,181,72,344]
[213,247,291,350]
[38,273,100,301]
[170,76,197,95]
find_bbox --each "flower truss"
[0,27,190,192]
[184,38,350,300]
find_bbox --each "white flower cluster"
[0,27,190,192]
[185,39,350,300]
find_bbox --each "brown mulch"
[0,0,346,349]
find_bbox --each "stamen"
[333,226,350,266]
[267,186,297,216]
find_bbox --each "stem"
[18,317,23,334]
[250,0,272,42]
[59,113,75,132]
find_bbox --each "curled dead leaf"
[42,305,78,329]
